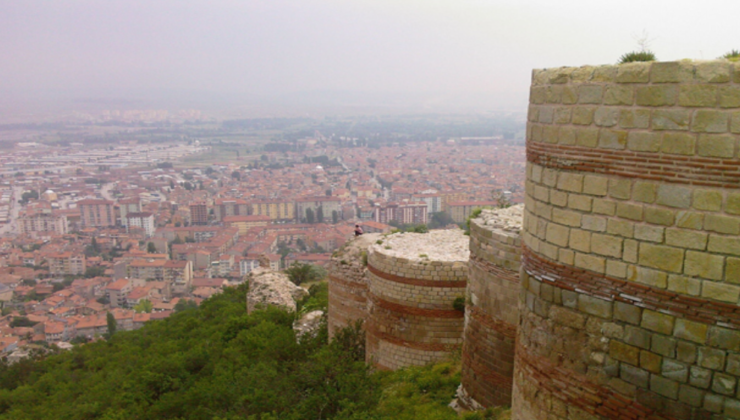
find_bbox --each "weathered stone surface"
[247,267,308,314]
[293,310,325,341]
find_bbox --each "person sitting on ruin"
[354,224,363,236]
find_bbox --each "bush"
[722,49,740,62]
[618,51,657,63]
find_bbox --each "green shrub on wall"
[618,50,657,63]
[721,49,740,62]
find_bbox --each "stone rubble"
[246,267,308,314]
[293,310,325,341]
[474,204,524,232]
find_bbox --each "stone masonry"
[326,233,380,339]
[459,205,523,410]
[515,60,740,420]
[365,230,469,370]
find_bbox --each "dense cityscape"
[0,114,525,360]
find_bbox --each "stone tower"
[459,205,523,409]
[515,60,740,419]
[365,230,468,370]
[326,233,380,339]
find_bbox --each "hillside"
[0,283,509,420]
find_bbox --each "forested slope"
[0,283,508,420]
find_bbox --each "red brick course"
[527,140,740,189]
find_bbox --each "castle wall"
[459,206,523,409]
[365,231,468,370]
[326,233,380,339]
[515,60,740,419]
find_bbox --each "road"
[0,185,24,237]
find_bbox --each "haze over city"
[2,0,739,119]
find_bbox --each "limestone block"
[572,106,596,125]
[667,274,701,296]
[593,65,617,82]
[557,172,584,193]
[656,184,692,209]
[604,85,633,105]
[617,202,644,221]
[650,373,680,399]
[678,84,718,107]
[545,222,569,247]
[636,85,678,106]
[692,110,729,133]
[689,366,712,389]
[698,347,726,370]
[598,129,628,149]
[727,258,740,284]
[619,108,651,129]
[662,358,689,382]
[695,61,731,83]
[674,319,709,344]
[661,132,696,155]
[575,127,599,147]
[634,225,663,243]
[615,302,642,326]
[628,265,668,288]
[692,189,723,211]
[652,109,691,131]
[645,208,675,226]
[554,107,572,124]
[583,175,608,196]
[567,194,592,211]
[696,134,735,158]
[627,132,662,152]
[638,243,684,273]
[707,326,740,352]
[578,294,612,319]
[684,251,724,280]
[593,199,616,216]
[701,281,740,303]
[578,85,603,104]
[705,216,740,235]
[726,193,740,215]
[591,233,623,258]
[574,252,605,273]
[616,62,651,83]
[652,335,677,358]
[607,219,634,238]
[606,260,627,278]
[651,61,694,83]
[610,340,640,365]
[665,229,708,250]
[676,211,704,230]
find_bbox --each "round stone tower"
[326,232,380,339]
[365,230,469,370]
[515,60,740,419]
[459,204,523,410]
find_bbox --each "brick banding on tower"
[515,60,740,420]
[365,230,469,371]
[459,205,523,410]
[326,233,381,339]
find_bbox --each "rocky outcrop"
[293,310,325,340]
[246,267,308,314]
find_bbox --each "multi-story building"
[373,202,428,225]
[447,201,497,224]
[189,202,208,226]
[77,199,116,227]
[118,198,141,227]
[47,252,86,276]
[106,279,132,308]
[19,210,68,236]
[295,197,341,223]
[413,193,443,215]
[222,215,270,235]
[250,200,295,221]
[125,212,155,237]
[126,259,193,294]
[214,199,250,221]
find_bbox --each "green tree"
[305,207,315,224]
[147,242,157,253]
[231,171,241,180]
[84,266,106,278]
[174,299,198,312]
[106,312,117,337]
[284,262,323,286]
[332,210,339,224]
[427,212,454,229]
[133,299,153,313]
[316,206,324,224]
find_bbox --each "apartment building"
[125,212,155,237]
[47,252,86,276]
[19,210,68,236]
[189,202,208,226]
[77,199,116,227]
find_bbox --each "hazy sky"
[1,0,738,114]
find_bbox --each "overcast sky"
[1,0,738,115]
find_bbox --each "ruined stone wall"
[365,230,469,370]
[514,60,740,419]
[326,233,380,339]
[459,205,523,409]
